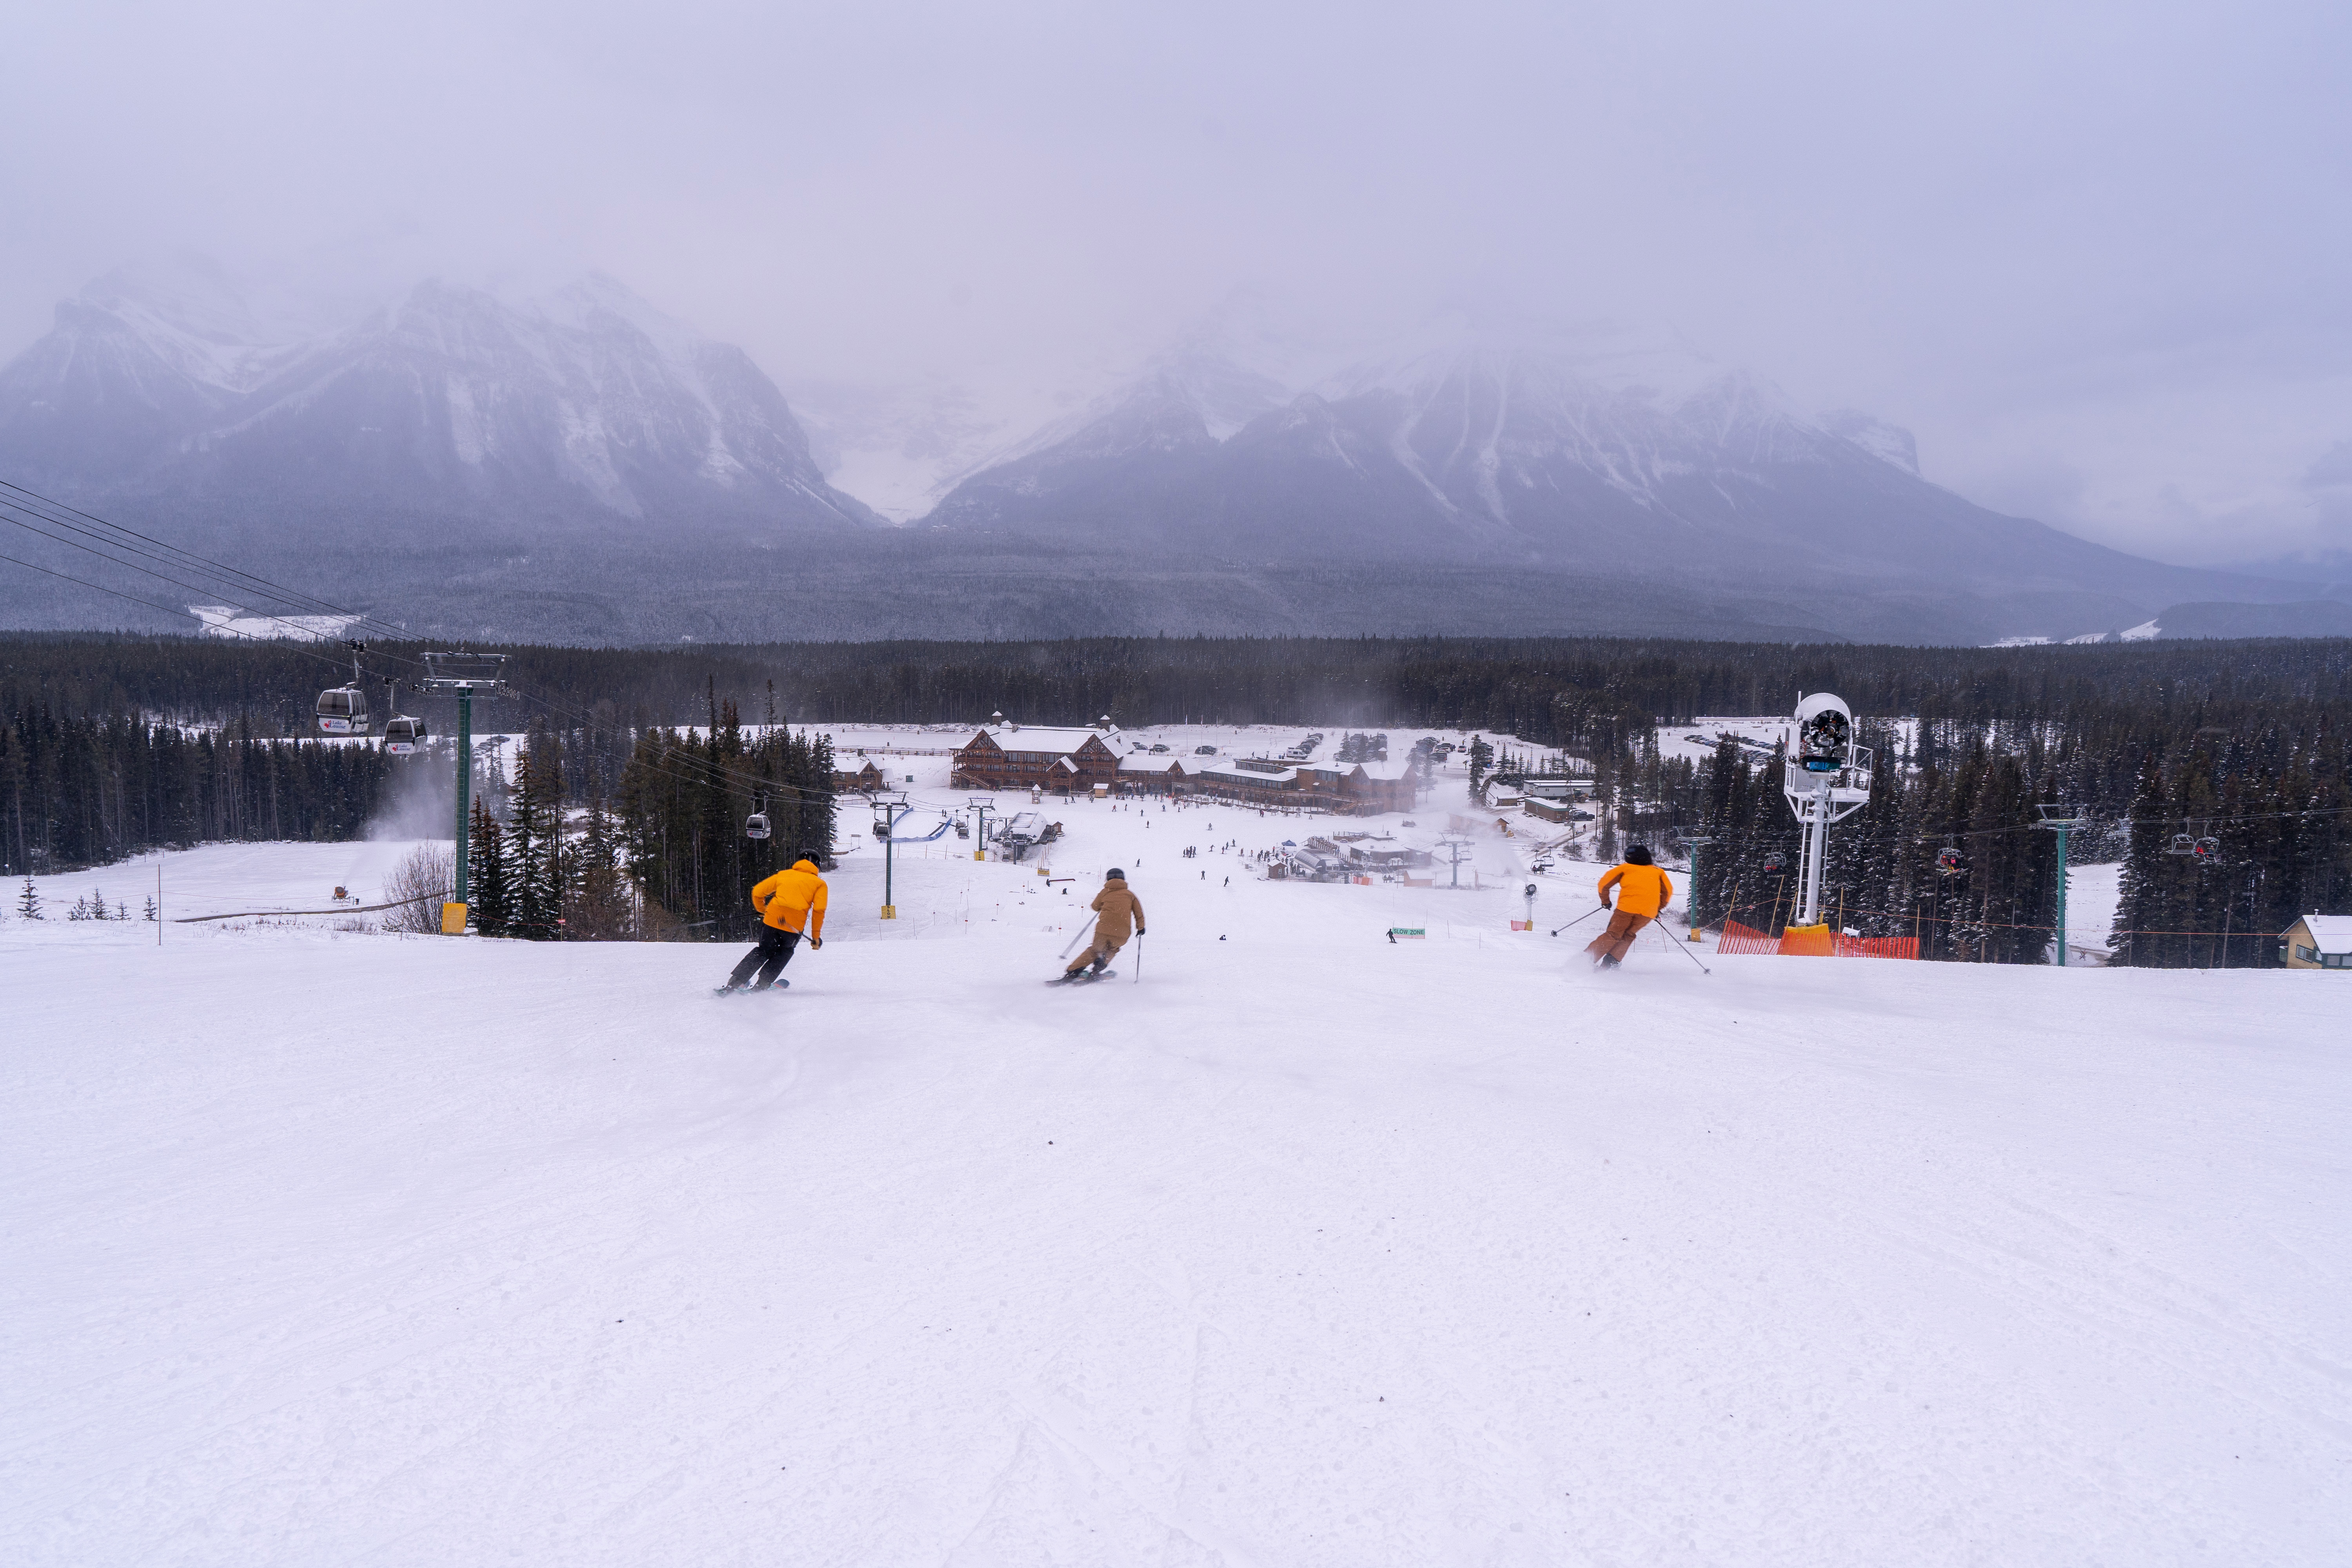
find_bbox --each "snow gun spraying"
[1781,693,1873,941]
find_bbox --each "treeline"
[7,633,2348,743]
[467,700,837,941]
[1606,711,2351,966]
[6,633,2347,964]
[2,703,389,875]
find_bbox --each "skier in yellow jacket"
[1586,845,1672,969]
[717,858,828,994]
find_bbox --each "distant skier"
[1062,867,1145,980]
[1586,845,1672,969]
[717,857,828,994]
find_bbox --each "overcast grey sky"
[6,0,2347,564]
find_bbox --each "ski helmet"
[1624,844,1654,864]
[1107,867,1126,879]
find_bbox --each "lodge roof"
[961,725,1120,755]
[1200,762,1297,784]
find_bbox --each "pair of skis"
[1552,904,1712,975]
[1049,914,1141,985]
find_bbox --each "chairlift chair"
[2192,836,2221,861]
[1936,846,1965,875]
[1762,851,1787,875]
[2166,833,2197,856]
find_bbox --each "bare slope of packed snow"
[4,800,2347,1566]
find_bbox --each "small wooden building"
[832,757,887,792]
[2283,914,2352,969]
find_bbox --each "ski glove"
[809,935,823,950]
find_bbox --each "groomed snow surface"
[5,793,2348,1566]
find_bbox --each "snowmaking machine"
[1780,692,1873,946]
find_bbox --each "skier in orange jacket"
[1586,845,1673,969]
[718,858,828,994]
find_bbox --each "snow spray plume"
[366,742,459,842]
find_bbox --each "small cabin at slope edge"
[2282,915,2352,970]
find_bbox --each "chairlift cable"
[0,479,417,642]
[0,506,417,650]
[0,495,409,637]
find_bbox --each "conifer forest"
[4,631,2347,964]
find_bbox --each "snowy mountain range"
[0,256,873,532]
[918,331,2252,627]
[0,261,2322,644]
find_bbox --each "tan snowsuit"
[1068,876,1146,975]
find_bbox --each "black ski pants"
[728,925,801,989]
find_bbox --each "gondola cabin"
[316,686,370,735]
[381,715,426,755]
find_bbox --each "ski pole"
[1133,933,1143,984]
[1058,916,1099,960]
[1659,919,1712,975]
[1549,905,1607,938]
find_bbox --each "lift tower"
[419,652,510,932]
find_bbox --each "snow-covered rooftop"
[2294,915,2352,954]
[967,725,1119,754]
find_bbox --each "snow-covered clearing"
[4,795,2347,1566]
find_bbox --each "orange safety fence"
[1716,918,1919,960]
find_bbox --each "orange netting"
[1717,918,1918,960]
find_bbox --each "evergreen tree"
[15,877,37,920]
[508,745,569,940]
[468,797,514,937]
[569,796,634,939]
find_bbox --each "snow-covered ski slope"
[5,794,2347,1566]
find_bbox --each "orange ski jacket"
[1597,863,1674,919]
[753,861,828,938]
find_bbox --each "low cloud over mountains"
[0,260,2332,645]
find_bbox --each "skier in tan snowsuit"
[1064,869,1146,978]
